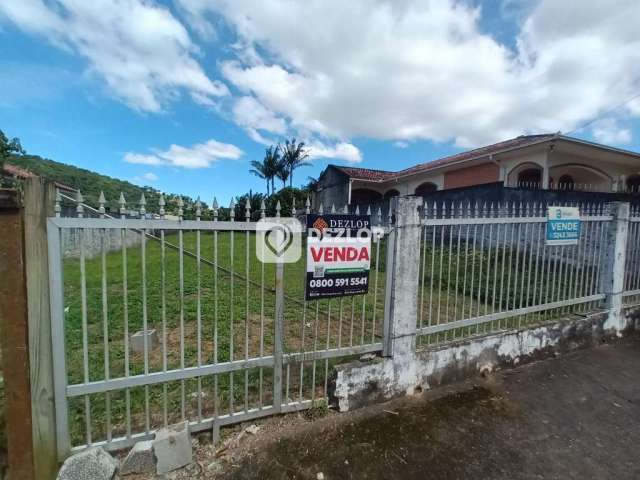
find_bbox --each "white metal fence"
[45,190,638,459]
[417,201,612,347]
[624,205,640,305]
[47,193,388,457]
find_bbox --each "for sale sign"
[305,214,371,300]
[546,206,581,245]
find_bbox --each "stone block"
[120,440,155,475]
[130,329,158,353]
[57,447,118,480]
[153,421,192,474]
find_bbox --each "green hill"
[6,154,199,216]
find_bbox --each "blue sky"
[1,0,639,206]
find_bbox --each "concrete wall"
[62,228,147,259]
[332,308,638,411]
[315,167,351,210]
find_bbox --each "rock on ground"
[130,329,159,353]
[153,421,193,475]
[120,440,155,475]
[57,447,118,480]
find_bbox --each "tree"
[280,138,311,187]
[1,129,26,186]
[249,146,281,195]
[305,175,319,192]
[1,129,25,161]
[275,158,290,188]
[249,159,271,196]
[235,190,266,220]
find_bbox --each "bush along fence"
[1,179,639,479]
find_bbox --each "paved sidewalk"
[222,335,640,479]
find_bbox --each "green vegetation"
[2,128,314,220]
[249,145,281,196]
[5,152,202,217]
[417,232,601,347]
[62,230,387,445]
[249,139,311,194]
[0,128,25,188]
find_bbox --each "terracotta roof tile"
[3,163,76,192]
[3,163,37,179]
[333,166,395,181]
[333,134,556,182]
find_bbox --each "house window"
[517,168,542,188]
[558,174,575,190]
[415,182,438,196]
[627,174,640,193]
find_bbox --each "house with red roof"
[2,163,75,193]
[315,134,640,210]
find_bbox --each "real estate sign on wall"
[546,206,581,245]
[305,214,371,300]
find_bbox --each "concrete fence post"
[333,196,425,411]
[383,196,423,357]
[601,201,630,333]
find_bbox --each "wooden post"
[23,178,58,479]
[0,188,36,480]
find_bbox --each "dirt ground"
[139,334,640,479]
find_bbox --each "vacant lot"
[60,226,601,447]
[61,230,387,445]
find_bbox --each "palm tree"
[305,175,319,192]
[276,158,290,188]
[249,159,270,195]
[280,138,311,187]
[249,146,281,195]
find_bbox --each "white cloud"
[307,141,362,164]
[132,171,159,184]
[5,0,640,151]
[175,0,218,39]
[123,153,162,166]
[0,0,228,112]
[394,141,409,149]
[591,118,632,145]
[187,0,640,147]
[232,95,287,143]
[124,139,243,169]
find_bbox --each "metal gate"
[47,193,387,458]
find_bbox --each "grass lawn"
[61,229,387,446]
[416,227,602,347]
[58,225,600,447]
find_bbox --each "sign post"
[546,206,581,245]
[305,214,372,300]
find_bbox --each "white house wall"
[502,148,638,191]
[502,149,549,186]
[351,173,445,197]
